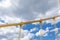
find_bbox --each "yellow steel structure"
[0,15,60,40]
[0,15,60,28]
[0,0,59,40]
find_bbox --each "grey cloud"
[0,0,58,20]
[14,0,58,20]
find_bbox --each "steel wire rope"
[53,18,58,40]
[18,26,22,40]
[40,20,43,40]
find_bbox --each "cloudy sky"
[0,0,60,40]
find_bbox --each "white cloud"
[0,0,11,8]
[30,27,38,32]
[1,38,7,40]
[36,29,45,36]
[0,26,19,35]
[50,28,60,33]
[0,26,35,40]
[32,22,40,25]
[36,27,49,37]
[55,33,60,40]
[35,7,59,19]
[0,15,26,24]
[21,33,34,40]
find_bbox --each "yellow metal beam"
[58,0,60,6]
[0,23,20,27]
[0,15,60,28]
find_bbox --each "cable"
[40,20,43,40]
[18,26,22,40]
[53,18,58,40]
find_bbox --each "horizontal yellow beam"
[0,23,20,28]
[22,15,60,24]
[0,15,60,28]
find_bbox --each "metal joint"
[19,22,23,27]
[52,16,56,20]
[39,19,43,23]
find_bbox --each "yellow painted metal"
[0,15,60,28]
[0,23,20,27]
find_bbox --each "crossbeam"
[0,15,60,28]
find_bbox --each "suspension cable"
[52,17,58,40]
[39,19,43,40]
[18,22,23,40]
[18,26,22,40]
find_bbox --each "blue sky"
[0,0,60,40]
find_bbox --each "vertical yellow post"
[39,19,43,40]
[52,17,58,40]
